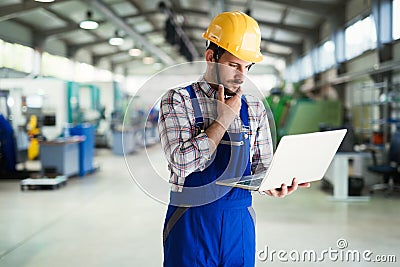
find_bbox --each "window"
[284,64,299,83]
[393,0,400,40]
[1,40,34,73]
[318,40,335,72]
[345,15,377,60]
[299,54,313,80]
[41,52,74,80]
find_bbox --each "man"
[158,11,309,266]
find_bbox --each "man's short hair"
[206,42,226,61]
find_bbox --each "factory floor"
[0,145,399,267]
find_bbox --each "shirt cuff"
[195,132,211,164]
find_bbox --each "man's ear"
[205,49,215,62]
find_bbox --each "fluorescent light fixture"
[129,48,142,56]
[109,36,124,46]
[35,0,55,2]
[109,30,124,46]
[80,20,99,30]
[142,57,154,64]
[80,11,99,30]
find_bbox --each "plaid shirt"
[158,77,273,192]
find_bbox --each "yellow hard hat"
[202,11,263,63]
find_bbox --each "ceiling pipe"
[83,0,175,66]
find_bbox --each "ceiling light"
[109,37,124,46]
[80,20,98,30]
[109,30,124,46]
[129,48,142,57]
[79,11,99,30]
[35,0,55,2]
[142,57,154,65]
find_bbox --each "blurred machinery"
[27,115,40,160]
[0,90,29,178]
[264,88,343,142]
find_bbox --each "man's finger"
[298,182,311,188]
[287,184,297,195]
[290,178,299,192]
[279,184,288,197]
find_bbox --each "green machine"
[67,81,101,127]
[263,91,293,130]
[265,92,343,142]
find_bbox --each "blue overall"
[163,85,255,267]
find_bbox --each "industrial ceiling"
[0,0,347,75]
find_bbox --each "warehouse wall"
[45,38,67,57]
[0,20,31,47]
[346,0,371,22]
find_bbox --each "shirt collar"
[198,75,217,98]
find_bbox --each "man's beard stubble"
[208,78,243,97]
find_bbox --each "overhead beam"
[174,8,208,17]
[189,36,294,59]
[262,38,302,51]
[189,33,301,51]
[178,5,315,49]
[257,18,317,38]
[68,38,109,50]
[260,0,336,15]
[183,19,315,38]
[42,23,82,38]
[262,50,291,59]
[123,10,160,20]
[111,57,142,67]
[0,0,71,22]
[93,49,131,64]
[83,0,175,65]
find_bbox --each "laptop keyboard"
[236,178,264,186]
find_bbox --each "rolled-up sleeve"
[249,98,274,175]
[158,88,211,187]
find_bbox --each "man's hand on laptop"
[264,178,310,198]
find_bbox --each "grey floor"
[0,145,399,267]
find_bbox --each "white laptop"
[216,129,347,192]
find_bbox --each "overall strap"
[240,96,250,128]
[185,85,204,131]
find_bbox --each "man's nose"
[238,65,249,76]
[235,67,246,78]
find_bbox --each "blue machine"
[69,124,95,176]
[0,114,16,173]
